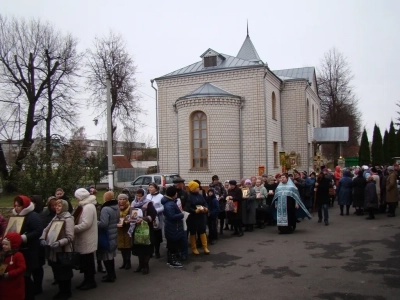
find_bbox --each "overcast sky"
[2,0,399,143]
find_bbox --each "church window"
[204,56,217,67]
[307,99,310,123]
[272,92,277,120]
[312,104,315,127]
[191,111,208,169]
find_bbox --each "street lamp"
[150,79,159,173]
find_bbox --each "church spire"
[247,20,249,37]
[237,24,261,62]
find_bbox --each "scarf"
[272,179,312,226]
[132,194,151,209]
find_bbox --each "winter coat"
[337,171,353,206]
[352,175,367,207]
[40,211,74,262]
[98,199,119,253]
[185,192,208,233]
[74,195,98,254]
[206,193,220,219]
[334,166,341,187]
[117,205,131,249]
[364,180,378,209]
[161,196,184,241]
[264,183,277,206]
[227,186,243,221]
[177,188,189,211]
[0,251,26,300]
[208,182,226,199]
[242,187,257,224]
[316,176,331,205]
[147,193,164,231]
[253,185,268,206]
[13,202,43,272]
[386,171,399,203]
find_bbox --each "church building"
[154,31,321,183]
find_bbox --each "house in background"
[156,32,318,182]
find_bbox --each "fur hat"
[74,188,90,201]
[228,180,237,186]
[103,191,114,202]
[4,232,22,250]
[188,181,199,192]
[173,177,185,184]
[212,175,219,181]
[14,195,31,209]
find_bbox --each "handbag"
[56,238,80,270]
[133,221,151,245]
[329,188,335,196]
[98,228,110,251]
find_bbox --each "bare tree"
[317,48,361,162]
[85,31,143,141]
[0,15,81,182]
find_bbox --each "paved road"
[37,205,400,300]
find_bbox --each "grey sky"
[2,0,399,143]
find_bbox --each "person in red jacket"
[0,232,27,300]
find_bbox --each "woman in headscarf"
[242,179,257,232]
[55,188,73,213]
[130,188,157,275]
[39,199,74,299]
[185,181,210,255]
[97,191,119,283]
[271,174,311,234]
[337,170,353,216]
[352,168,367,215]
[364,176,379,220]
[73,188,98,291]
[12,195,43,300]
[226,180,244,236]
[117,193,132,270]
[146,183,164,259]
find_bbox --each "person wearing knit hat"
[186,181,210,255]
[40,199,74,299]
[226,180,244,236]
[73,188,98,290]
[208,174,227,236]
[0,232,26,300]
[12,195,43,298]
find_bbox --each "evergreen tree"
[358,128,370,166]
[371,124,384,166]
[396,129,400,157]
[383,130,389,164]
[388,121,397,162]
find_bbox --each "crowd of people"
[0,164,399,300]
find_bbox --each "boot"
[167,250,172,265]
[134,257,143,273]
[124,259,131,270]
[346,205,350,215]
[169,253,183,269]
[200,233,210,254]
[238,226,244,237]
[190,235,199,255]
[119,259,126,269]
[154,245,161,259]
[340,205,344,216]
[102,260,116,282]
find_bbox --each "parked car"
[129,173,180,194]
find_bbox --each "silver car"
[129,173,180,194]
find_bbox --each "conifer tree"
[383,130,389,164]
[371,124,384,166]
[388,121,397,162]
[396,129,400,157]
[358,128,370,166]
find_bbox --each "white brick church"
[154,32,320,183]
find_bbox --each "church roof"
[272,67,315,82]
[158,53,263,79]
[236,35,262,62]
[178,82,240,100]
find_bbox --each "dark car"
[129,173,180,194]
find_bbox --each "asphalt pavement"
[37,205,400,300]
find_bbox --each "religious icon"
[46,220,64,245]
[3,216,25,237]
[242,188,249,198]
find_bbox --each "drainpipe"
[305,82,309,173]
[263,71,269,173]
[150,80,159,173]
[173,103,180,175]
[239,97,244,179]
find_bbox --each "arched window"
[272,92,277,120]
[191,111,208,169]
[312,104,315,127]
[307,99,310,123]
